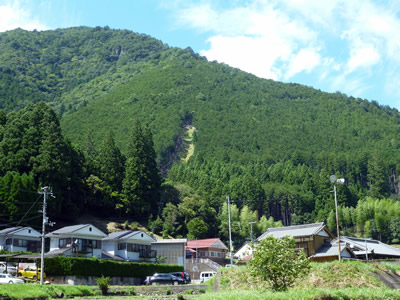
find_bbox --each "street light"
[330,175,345,262]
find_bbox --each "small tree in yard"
[96,275,110,295]
[248,235,310,291]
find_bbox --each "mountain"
[1,27,400,243]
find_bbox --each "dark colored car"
[169,271,191,284]
[144,273,184,285]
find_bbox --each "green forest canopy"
[0,27,400,244]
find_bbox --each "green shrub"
[177,295,185,300]
[45,256,183,277]
[199,288,206,294]
[96,275,110,295]
[129,287,136,296]
[166,287,172,295]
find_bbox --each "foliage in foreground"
[96,275,110,295]
[0,284,95,299]
[248,235,310,291]
[196,288,400,300]
[220,260,394,291]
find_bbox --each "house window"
[89,227,92,232]
[28,229,31,233]
[5,239,12,245]
[127,243,151,253]
[199,251,207,257]
[59,238,72,248]
[13,239,27,247]
[118,243,126,250]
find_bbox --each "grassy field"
[0,284,96,299]
[198,261,400,299]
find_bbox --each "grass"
[182,127,195,162]
[0,284,96,299]
[196,288,400,299]
[211,261,400,299]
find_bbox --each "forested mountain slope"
[1,27,400,244]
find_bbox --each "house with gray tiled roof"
[46,224,106,258]
[0,227,41,253]
[339,236,400,260]
[257,222,336,258]
[102,230,157,262]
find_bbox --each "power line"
[16,194,42,226]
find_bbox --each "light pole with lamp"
[330,175,345,262]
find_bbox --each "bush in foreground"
[248,235,310,291]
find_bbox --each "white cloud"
[177,1,320,80]
[0,0,48,32]
[284,48,321,79]
[346,42,380,73]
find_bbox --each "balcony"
[72,245,92,254]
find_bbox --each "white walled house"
[102,230,157,262]
[0,227,41,252]
[234,242,254,261]
[46,224,106,258]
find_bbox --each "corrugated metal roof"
[257,222,326,240]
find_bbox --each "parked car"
[169,271,191,284]
[17,266,46,280]
[0,273,24,284]
[144,273,184,285]
[200,271,216,283]
[0,262,18,275]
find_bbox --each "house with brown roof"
[186,238,228,265]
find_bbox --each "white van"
[200,271,216,283]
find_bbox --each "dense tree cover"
[0,103,162,228]
[0,27,168,111]
[325,197,400,243]
[1,27,400,244]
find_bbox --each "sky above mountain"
[1,0,400,109]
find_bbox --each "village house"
[186,238,228,265]
[102,230,157,262]
[46,224,106,258]
[257,222,356,261]
[0,227,41,253]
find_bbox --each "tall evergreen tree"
[97,130,125,192]
[122,121,161,215]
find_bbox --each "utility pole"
[40,186,48,285]
[227,196,233,266]
[249,221,256,242]
[40,187,55,285]
[333,182,341,262]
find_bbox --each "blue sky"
[1,0,400,110]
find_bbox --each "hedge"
[44,256,183,278]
